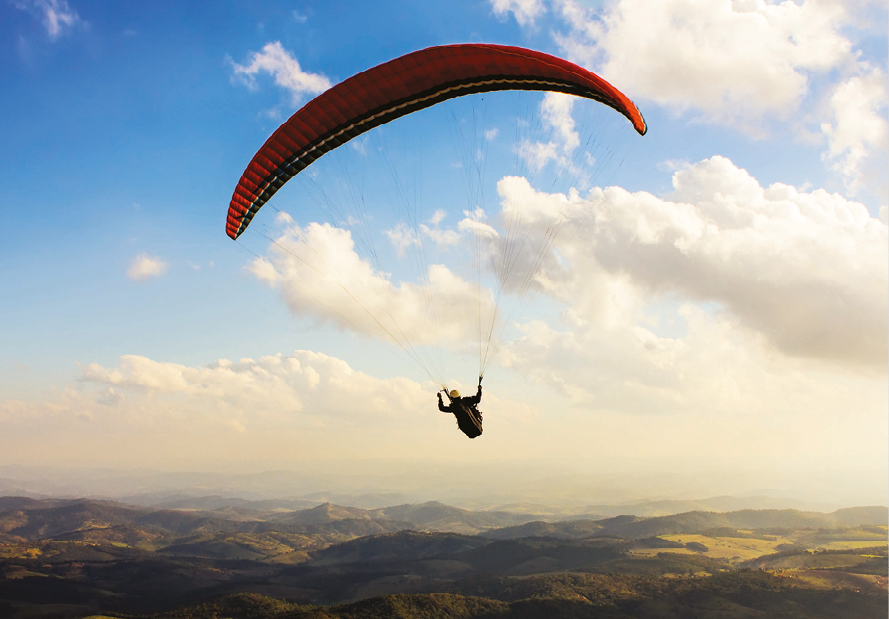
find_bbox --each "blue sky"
[1,0,887,502]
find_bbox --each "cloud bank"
[498,156,887,370]
[5,154,886,468]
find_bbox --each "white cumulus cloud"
[127,254,168,281]
[385,222,422,257]
[420,224,462,249]
[249,221,496,357]
[491,0,546,25]
[496,155,888,369]
[78,352,358,417]
[516,93,584,173]
[821,67,889,194]
[554,0,855,129]
[231,41,332,104]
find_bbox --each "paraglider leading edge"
[226,43,647,241]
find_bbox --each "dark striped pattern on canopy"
[227,44,647,240]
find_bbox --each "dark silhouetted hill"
[146,571,889,619]
[0,496,77,511]
[310,531,488,566]
[483,519,603,540]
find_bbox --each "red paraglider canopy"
[227,43,646,240]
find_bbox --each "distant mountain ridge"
[144,492,863,517]
[153,494,319,512]
[311,530,489,565]
[487,506,888,540]
[1,496,884,546]
[577,494,847,517]
[0,497,542,542]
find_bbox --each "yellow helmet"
[449,389,460,398]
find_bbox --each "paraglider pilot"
[438,379,483,439]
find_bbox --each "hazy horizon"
[2,460,885,513]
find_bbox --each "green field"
[635,534,789,561]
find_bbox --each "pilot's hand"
[437,392,443,400]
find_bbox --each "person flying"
[438,381,483,439]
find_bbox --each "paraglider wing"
[227,43,647,240]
